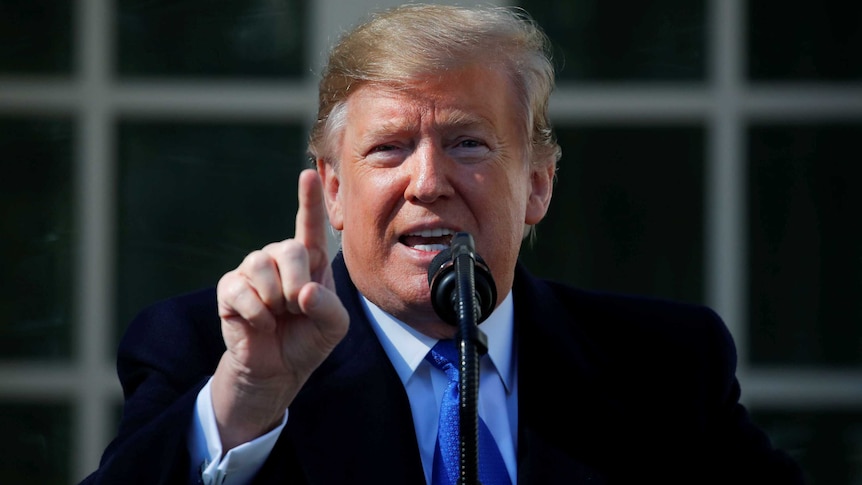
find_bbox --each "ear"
[525,161,555,225]
[317,160,344,231]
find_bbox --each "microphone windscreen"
[426,233,497,326]
[427,247,453,286]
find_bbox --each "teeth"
[404,228,455,252]
[414,243,450,252]
[406,228,455,237]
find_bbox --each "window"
[517,0,862,483]
[1,0,859,483]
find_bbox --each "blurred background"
[0,0,860,483]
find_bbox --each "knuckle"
[217,271,246,301]
[269,239,308,262]
[242,249,273,271]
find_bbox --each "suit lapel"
[280,252,426,484]
[512,263,616,484]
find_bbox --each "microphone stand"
[428,232,496,485]
[451,237,488,485]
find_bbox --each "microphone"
[427,232,497,326]
[428,232,493,484]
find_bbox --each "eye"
[449,137,491,163]
[457,139,482,148]
[363,142,408,167]
[370,144,397,153]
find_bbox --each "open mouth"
[399,228,454,252]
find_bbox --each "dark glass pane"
[0,1,73,75]
[520,125,705,304]
[115,121,306,341]
[748,123,862,366]
[0,117,74,361]
[517,0,706,81]
[752,409,862,485]
[0,402,71,483]
[117,0,306,78]
[749,1,862,81]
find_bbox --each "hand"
[211,168,349,450]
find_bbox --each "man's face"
[319,64,554,336]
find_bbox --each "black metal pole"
[428,232,496,485]
[453,244,488,485]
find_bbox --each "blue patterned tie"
[426,340,512,485]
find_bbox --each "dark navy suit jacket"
[81,252,804,484]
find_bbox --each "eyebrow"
[360,108,494,144]
[357,120,419,149]
[437,110,494,132]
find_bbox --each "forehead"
[344,65,521,131]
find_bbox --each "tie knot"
[426,340,460,375]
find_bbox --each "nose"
[404,142,454,203]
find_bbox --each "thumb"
[298,282,349,345]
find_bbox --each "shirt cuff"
[188,377,289,485]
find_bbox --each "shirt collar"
[361,291,515,393]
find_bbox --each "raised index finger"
[295,168,329,259]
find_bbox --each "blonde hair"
[307,3,561,171]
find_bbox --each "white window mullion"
[73,0,119,480]
[706,0,748,382]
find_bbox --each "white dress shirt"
[188,290,518,485]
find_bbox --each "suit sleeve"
[78,288,226,485]
[697,307,806,484]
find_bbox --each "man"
[81,4,804,484]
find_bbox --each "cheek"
[502,171,533,219]
[340,172,400,227]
